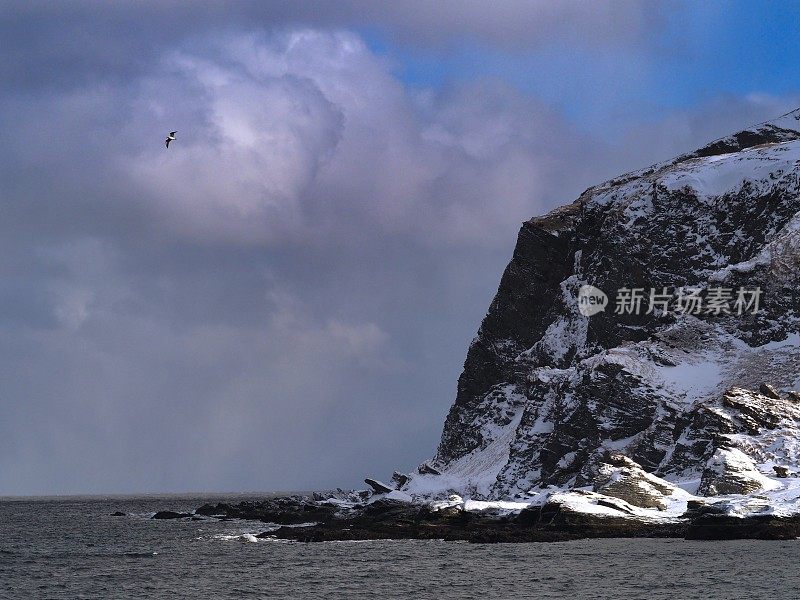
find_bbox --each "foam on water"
[210,533,262,543]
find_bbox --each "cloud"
[1,14,799,494]
[0,28,593,249]
[1,0,669,85]
[112,31,603,247]
[129,44,347,243]
[0,29,578,493]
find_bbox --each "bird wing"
[165,138,170,148]
[170,131,177,136]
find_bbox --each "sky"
[2,1,800,495]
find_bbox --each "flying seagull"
[165,131,177,148]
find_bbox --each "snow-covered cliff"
[397,109,800,517]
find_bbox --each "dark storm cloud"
[1,0,665,91]
[0,2,797,494]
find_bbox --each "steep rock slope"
[402,109,800,504]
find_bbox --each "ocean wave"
[209,533,262,543]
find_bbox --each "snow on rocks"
[592,454,678,510]
[367,489,413,504]
[364,478,393,494]
[430,494,465,512]
[545,487,691,521]
[699,447,781,496]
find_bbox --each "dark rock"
[110,511,126,517]
[686,514,800,540]
[195,503,226,516]
[263,498,600,543]
[683,499,729,519]
[152,511,192,520]
[140,491,800,543]
[364,478,393,494]
[417,464,440,476]
[256,503,800,542]
[774,465,791,478]
[759,383,782,399]
[193,497,339,524]
[595,498,636,514]
[788,391,800,402]
[391,471,409,487]
[686,499,707,511]
[516,501,685,539]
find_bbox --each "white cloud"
[119,30,592,248]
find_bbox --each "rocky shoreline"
[149,493,800,542]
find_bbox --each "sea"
[1,493,798,599]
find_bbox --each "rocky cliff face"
[401,109,800,504]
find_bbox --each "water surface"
[1,495,797,599]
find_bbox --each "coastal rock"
[387,490,413,502]
[365,478,394,494]
[431,494,465,512]
[686,514,800,540]
[418,464,440,475]
[181,490,800,542]
[194,497,339,524]
[152,511,192,519]
[391,471,409,487]
[592,454,676,510]
[699,448,774,496]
